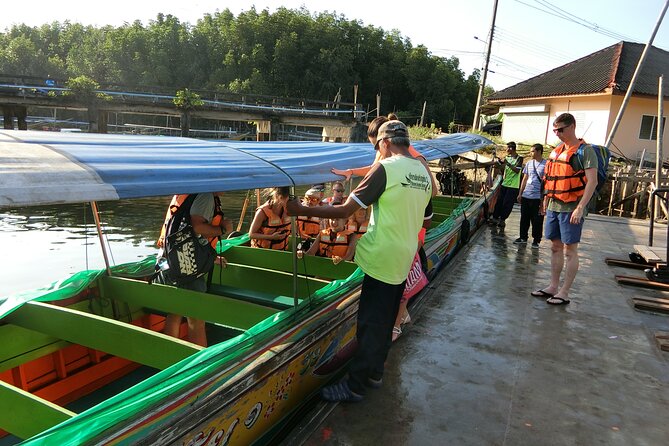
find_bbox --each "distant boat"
[0,130,498,445]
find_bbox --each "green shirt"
[502,155,522,188]
[547,144,598,213]
[350,155,433,285]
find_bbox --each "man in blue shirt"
[514,144,546,248]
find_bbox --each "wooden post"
[607,176,617,216]
[655,75,664,220]
[420,101,427,127]
[620,179,628,216]
[353,84,359,120]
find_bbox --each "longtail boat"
[0,130,498,445]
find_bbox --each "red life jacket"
[544,143,586,203]
[251,205,291,250]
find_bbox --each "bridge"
[0,75,367,142]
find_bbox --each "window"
[639,115,665,140]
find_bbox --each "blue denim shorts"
[544,210,584,244]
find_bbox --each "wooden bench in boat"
[100,276,284,330]
[207,284,296,310]
[222,246,357,280]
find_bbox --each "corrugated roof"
[488,41,669,101]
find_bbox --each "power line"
[513,0,636,42]
[494,26,577,62]
[489,55,541,76]
[534,0,636,40]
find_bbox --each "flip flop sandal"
[546,296,570,305]
[531,289,554,298]
[392,326,402,342]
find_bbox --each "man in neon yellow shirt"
[490,141,523,228]
[287,120,435,402]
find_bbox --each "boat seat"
[207,284,299,310]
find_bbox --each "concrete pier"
[292,210,669,445]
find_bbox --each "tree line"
[0,7,483,128]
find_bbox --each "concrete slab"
[296,210,669,446]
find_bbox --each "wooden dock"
[284,210,669,446]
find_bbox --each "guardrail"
[0,78,365,120]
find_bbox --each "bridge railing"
[0,73,365,119]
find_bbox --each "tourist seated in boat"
[322,181,347,206]
[297,187,325,239]
[249,186,291,250]
[157,192,233,347]
[298,217,356,265]
[346,207,369,240]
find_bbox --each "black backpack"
[162,194,217,286]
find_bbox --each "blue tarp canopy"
[0,130,493,208]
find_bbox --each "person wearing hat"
[287,120,435,403]
[297,187,326,250]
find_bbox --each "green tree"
[174,88,204,109]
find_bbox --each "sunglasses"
[333,189,345,193]
[553,125,569,133]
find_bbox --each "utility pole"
[472,0,499,131]
[605,0,669,148]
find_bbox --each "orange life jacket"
[317,228,351,258]
[251,205,291,250]
[322,195,347,206]
[297,216,322,238]
[346,219,369,240]
[157,194,223,249]
[544,143,586,203]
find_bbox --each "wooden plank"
[633,244,665,263]
[0,379,75,440]
[100,276,278,330]
[604,258,652,270]
[615,275,669,291]
[222,246,357,280]
[4,301,201,370]
[632,296,669,306]
[216,263,329,298]
[633,300,669,314]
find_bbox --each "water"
[0,192,255,297]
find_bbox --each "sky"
[1,0,669,92]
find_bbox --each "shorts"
[544,210,584,245]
